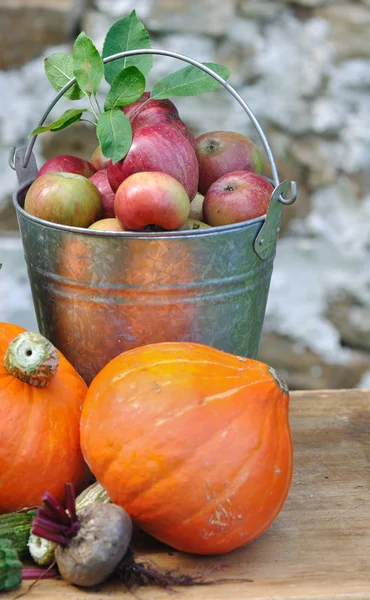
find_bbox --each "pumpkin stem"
[268,366,289,394]
[3,332,59,387]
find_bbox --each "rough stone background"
[1,0,370,390]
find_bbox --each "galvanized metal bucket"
[11,49,297,384]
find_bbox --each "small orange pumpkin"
[81,342,293,555]
[0,323,89,513]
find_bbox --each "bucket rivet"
[259,239,264,245]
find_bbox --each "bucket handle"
[10,48,297,257]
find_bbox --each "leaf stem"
[129,97,152,122]
[81,118,97,126]
[94,93,102,114]
[87,94,99,120]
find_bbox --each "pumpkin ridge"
[177,396,278,529]
[83,373,269,462]
[101,395,252,513]
[0,380,39,509]
[200,377,273,405]
[107,357,248,387]
[181,386,287,537]
[238,395,293,543]
[152,377,273,428]
[112,382,276,524]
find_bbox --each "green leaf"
[72,32,104,95]
[151,62,231,99]
[102,10,153,84]
[97,110,132,164]
[29,109,87,136]
[104,67,146,111]
[44,53,84,100]
[49,113,87,132]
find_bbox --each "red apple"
[123,91,151,119]
[195,131,263,195]
[131,110,196,150]
[24,172,103,227]
[89,218,125,231]
[123,92,179,120]
[89,169,115,218]
[170,118,196,151]
[108,124,199,200]
[114,171,190,231]
[37,154,96,179]
[90,145,110,170]
[203,171,273,226]
[123,92,196,150]
[189,192,204,222]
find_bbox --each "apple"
[89,169,115,218]
[114,171,190,231]
[37,154,96,179]
[123,91,151,119]
[124,92,196,150]
[203,171,273,227]
[195,131,262,195]
[189,192,204,222]
[90,145,110,171]
[123,92,179,120]
[24,172,103,227]
[108,123,199,200]
[131,110,196,150]
[170,118,196,151]
[179,219,211,231]
[89,218,125,231]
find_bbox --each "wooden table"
[7,389,370,599]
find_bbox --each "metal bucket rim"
[13,179,266,239]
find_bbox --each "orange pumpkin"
[0,323,89,513]
[81,342,293,555]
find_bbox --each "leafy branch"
[30,10,231,164]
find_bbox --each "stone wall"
[1,0,370,390]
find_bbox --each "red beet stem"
[65,483,77,522]
[32,514,69,535]
[41,492,70,525]
[22,568,59,580]
[65,521,81,538]
[37,505,65,524]
[32,483,81,546]
[31,523,69,546]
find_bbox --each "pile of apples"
[24,93,274,232]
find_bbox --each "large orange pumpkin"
[0,323,89,513]
[81,342,293,555]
